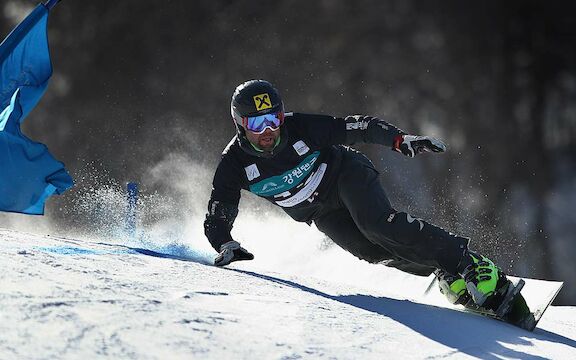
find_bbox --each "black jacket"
[204,112,405,251]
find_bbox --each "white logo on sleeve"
[406,214,424,231]
[345,115,370,130]
[245,164,260,181]
[292,140,310,156]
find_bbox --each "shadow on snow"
[231,269,576,360]
[42,240,575,358]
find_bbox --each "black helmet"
[231,80,284,130]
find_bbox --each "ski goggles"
[243,112,284,134]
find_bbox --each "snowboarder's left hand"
[393,134,447,158]
[214,240,254,267]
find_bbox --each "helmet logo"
[253,93,272,111]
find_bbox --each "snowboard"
[424,276,564,332]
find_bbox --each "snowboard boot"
[456,250,510,311]
[435,269,471,305]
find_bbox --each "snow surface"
[1,227,575,360]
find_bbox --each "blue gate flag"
[0,3,73,215]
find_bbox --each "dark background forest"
[1,0,575,304]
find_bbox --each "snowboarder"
[204,79,512,312]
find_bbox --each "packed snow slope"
[0,228,575,360]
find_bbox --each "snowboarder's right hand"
[214,240,254,267]
[393,134,447,158]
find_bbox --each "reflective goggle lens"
[244,112,284,134]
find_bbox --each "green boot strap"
[469,254,499,296]
[439,277,468,305]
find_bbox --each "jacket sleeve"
[204,156,243,252]
[341,115,406,148]
[292,113,405,149]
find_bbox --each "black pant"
[314,148,468,277]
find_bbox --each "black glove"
[214,240,254,267]
[393,135,447,158]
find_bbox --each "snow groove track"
[0,228,575,359]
